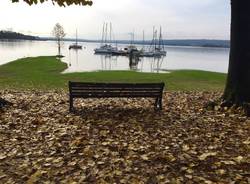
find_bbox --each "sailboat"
[69,29,82,50]
[141,26,166,57]
[154,27,166,56]
[123,31,140,56]
[94,22,118,54]
[140,30,154,57]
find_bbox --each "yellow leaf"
[234,156,244,163]
[216,169,226,175]
[198,152,217,161]
[221,160,236,165]
[141,154,149,161]
[27,170,42,184]
[182,144,190,151]
[243,139,250,145]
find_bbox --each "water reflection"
[100,55,118,70]
[68,49,78,67]
[66,46,167,73]
[0,41,229,73]
[129,54,140,71]
[151,57,164,73]
[138,57,165,73]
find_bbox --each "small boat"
[140,51,155,57]
[69,44,82,50]
[122,32,140,56]
[111,48,127,56]
[124,45,139,54]
[154,27,166,56]
[69,29,82,50]
[94,44,117,54]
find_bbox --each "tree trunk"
[57,38,61,56]
[223,0,250,105]
[58,45,61,56]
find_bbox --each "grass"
[0,56,227,91]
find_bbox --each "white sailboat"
[94,22,118,54]
[141,26,166,57]
[155,27,166,56]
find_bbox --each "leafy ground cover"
[0,56,226,91]
[0,90,249,183]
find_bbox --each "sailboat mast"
[153,26,156,51]
[110,22,112,44]
[132,30,135,46]
[101,22,105,46]
[130,32,132,46]
[159,26,164,50]
[162,28,165,50]
[104,22,108,45]
[154,29,157,50]
[143,30,145,51]
[129,30,134,46]
[149,26,154,51]
[76,29,78,45]
[158,27,161,49]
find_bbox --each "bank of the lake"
[0,56,226,91]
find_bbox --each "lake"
[0,40,229,73]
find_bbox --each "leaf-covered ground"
[0,90,250,183]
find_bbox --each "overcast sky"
[0,0,230,40]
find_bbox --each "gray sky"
[0,0,230,40]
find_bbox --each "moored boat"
[94,22,118,55]
[69,29,82,50]
[140,26,167,57]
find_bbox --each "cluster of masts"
[94,22,167,57]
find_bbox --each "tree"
[1,0,90,108]
[11,0,92,6]
[223,1,250,106]
[52,23,66,56]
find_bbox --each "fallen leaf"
[198,152,217,161]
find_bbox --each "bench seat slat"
[71,90,162,93]
[72,94,161,98]
[71,89,161,93]
[71,87,162,90]
[71,93,161,96]
[70,83,163,88]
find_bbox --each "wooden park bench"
[68,81,165,112]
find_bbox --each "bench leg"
[154,98,158,109]
[69,96,74,112]
[154,97,162,111]
[158,97,162,110]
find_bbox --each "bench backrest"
[69,81,165,98]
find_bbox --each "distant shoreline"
[41,37,230,48]
[0,31,230,48]
[0,31,39,41]
[0,38,230,49]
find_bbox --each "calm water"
[0,40,229,73]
